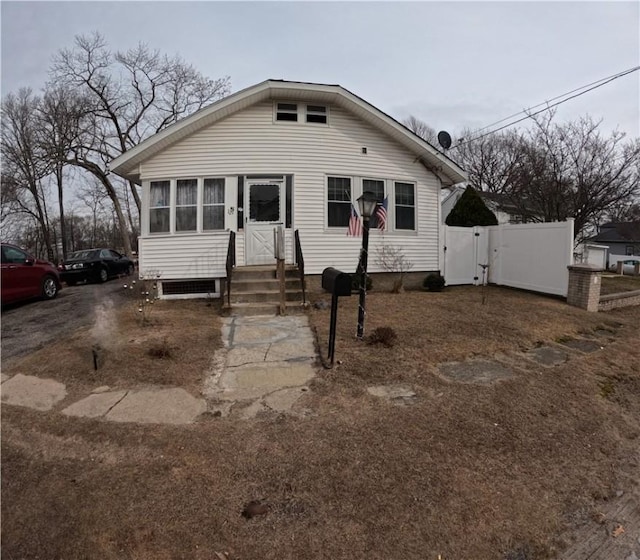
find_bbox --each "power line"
[453,66,639,148]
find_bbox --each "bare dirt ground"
[2,286,639,560]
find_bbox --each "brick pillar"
[567,265,602,312]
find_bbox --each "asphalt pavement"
[1,280,127,367]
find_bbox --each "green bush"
[445,186,498,227]
[423,273,445,292]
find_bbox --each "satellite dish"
[437,131,452,150]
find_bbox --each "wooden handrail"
[225,230,236,306]
[294,229,306,304]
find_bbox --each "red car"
[1,243,62,305]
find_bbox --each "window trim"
[175,178,199,233]
[305,104,329,125]
[274,102,298,122]
[149,180,171,235]
[202,177,226,231]
[393,181,416,231]
[326,175,353,229]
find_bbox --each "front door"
[245,180,284,265]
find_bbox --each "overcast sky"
[2,1,639,142]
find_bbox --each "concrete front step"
[230,290,303,304]
[232,265,300,281]
[232,278,301,292]
[222,302,307,316]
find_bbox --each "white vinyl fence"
[443,220,575,297]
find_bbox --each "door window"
[249,184,280,222]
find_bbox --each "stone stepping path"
[204,315,317,418]
[527,346,569,367]
[439,360,515,384]
[560,338,604,353]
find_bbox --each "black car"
[59,248,135,285]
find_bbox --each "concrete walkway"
[1,314,318,424]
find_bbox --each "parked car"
[59,248,135,285]
[1,243,62,305]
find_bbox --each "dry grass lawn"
[601,273,640,295]
[2,286,639,560]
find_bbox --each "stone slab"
[218,362,316,400]
[62,391,127,418]
[0,373,67,411]
[264,387,309,412]
[92,385,111,394]
[367,384,416,400]
[561,339,603,353]
[439,360,515,384]
[227,345,271,367]
[239,400,267,419]
[1,373,10,383]
[232,325,289,345]
[105,388,206,424]
[266,337,316,362]
[527,346,569,367]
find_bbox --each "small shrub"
[423,273,445,292]
[367,326,397,348]
[147,338,173,359]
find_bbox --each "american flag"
[376,196,388,231]
[347,203,362,237]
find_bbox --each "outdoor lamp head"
[358,191,378,219]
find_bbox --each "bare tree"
[38,86,87,259]
[452,112,640,241]
[402,115,438,146]
[48,32,231,255]
[1,89,55,260]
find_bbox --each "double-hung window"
[395,182,415,230]
[203,178,225,230]
[306,105,327,124]
[150,181,170,233]
[363,179,385,228]
[176,179,197,232]
[276,103,298,122]
[327,177,352,227]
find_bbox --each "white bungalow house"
[110,80,467,301]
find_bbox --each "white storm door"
[245,181,284,265]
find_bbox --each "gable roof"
[589,222,640,244]
[109,79,467,186]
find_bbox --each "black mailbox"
[322,267,352,297]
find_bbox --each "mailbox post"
[322,267,352,366]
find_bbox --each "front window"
[327,177,351,227]
[395,182,415,230]
[176,179,197,232]
[203,178,225,230]
[150,181,170,233]
[363,179,385,228]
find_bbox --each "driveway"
[1,280,127,367]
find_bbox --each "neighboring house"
[441,186,540,224]
[587,222,640,266]
[110,80,467,297]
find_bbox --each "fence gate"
[443,226,488,286]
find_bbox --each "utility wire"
[453,66,639,148]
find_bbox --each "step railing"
[225,230,236,306]
[294,229,306,304]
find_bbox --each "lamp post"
[356,191,378,339]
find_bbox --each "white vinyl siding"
[140,102,441,274]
